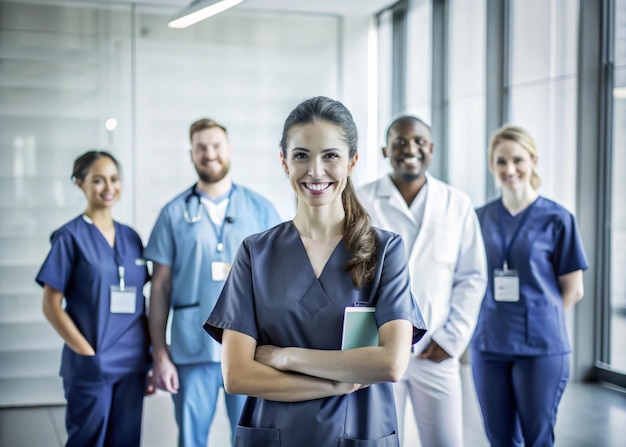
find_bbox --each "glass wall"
[133,6,339,237]
[405,0,432,122]
[0,0,340,407]
[376,0,432,180]
[507,0,579,213]
[609,0,626,372]
[376,6,394,178]
[446,0,486,205]
[0,0,134,406]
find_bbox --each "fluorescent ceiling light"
[168,0,245,29]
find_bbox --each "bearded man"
[146,118,281,447]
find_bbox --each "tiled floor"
[0,365,624,446]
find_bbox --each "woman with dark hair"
[35,151,152,447]
[204,96,426,446]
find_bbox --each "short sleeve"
[203,240,259,343]
[144,209,174,267]
[375,234,427,345]
[35,230,75,293]
[553,212,588,275]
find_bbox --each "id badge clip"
[494,262,520,302]
[110,265,137,313]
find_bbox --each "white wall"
[0,0,352,406]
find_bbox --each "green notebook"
[341,307,379,350]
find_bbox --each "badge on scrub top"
[493,263,520,302]
[110,266,137,313]
[110,286,137,313]
[211,261,231,281]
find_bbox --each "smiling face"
[77,156,121,209]
[190,126,232,184]
[490,139,538,192]
[384,118,433,184]
[281,120,357,209]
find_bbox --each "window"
[446,0,486,205]
[609,0,626,372]
[507,0,580,213]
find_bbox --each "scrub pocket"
[298,280,331,317]
[339,432,398,446]
[67,352,102,383]
[171,303,203,356]
[235,426,280,447]
[526,304,558,348]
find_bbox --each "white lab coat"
[357,173,487,357]
[357,173,487,447]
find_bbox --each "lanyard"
[498,199,537,271]
[115,253,125,291]
[202,186,235,253]
[82,214,126,290]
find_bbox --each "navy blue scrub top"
[472,197,588,356]
[204,222,426,446]
[36,216,150,383]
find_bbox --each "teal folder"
[341,307,379,350]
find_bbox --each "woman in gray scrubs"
[204,96,426,447]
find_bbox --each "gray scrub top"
[205,221,426,447]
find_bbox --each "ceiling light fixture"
[168,0,245,29]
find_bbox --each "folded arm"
[222,329,360,402]
[255,319,413,384]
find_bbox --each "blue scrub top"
[144,183,282,365]
[472,197,588,356]
[36,216,150,384]
[204,222,426,446]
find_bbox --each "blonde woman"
[470,125,588,447]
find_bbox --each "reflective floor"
[0,365,624,446]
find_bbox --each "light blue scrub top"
[472,197,588,356]
[204,222,426,446]
[144,183,282,365]
[36,216,150,383]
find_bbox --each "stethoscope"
[183,184,203,223]
[183,183,236,225]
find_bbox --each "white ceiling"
[97,0,398,16]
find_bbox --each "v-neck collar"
[288,221,345,282]
[82,214,118,251]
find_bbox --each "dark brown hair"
[189,118,228,142]
[71,150,119,183]
[280,96,378,289]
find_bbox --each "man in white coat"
[357,115,487,447]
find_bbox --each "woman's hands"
[252,320,413,385]
[222,330,364,401]
[255,345,369,394]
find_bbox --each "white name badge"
[494,269,520,302]
[110,286,137,314]
[211,262,232,281]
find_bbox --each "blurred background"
[0,0,624,445]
